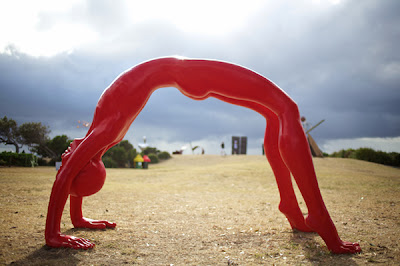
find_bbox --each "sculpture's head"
[70,157,106,197]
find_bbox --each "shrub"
[37,157,50,166]
[140,147,171,164]
[0,151,37,167]
[142,147,159,156]
[329,148,400,167]
[389,152,400,167]
[158,151,171,160]
[103,141,137,168]
[354,148,375,162]
[355,148,392,166]
[102,157,118,168]
[148,153,159,164]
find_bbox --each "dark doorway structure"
[232,136,247,155]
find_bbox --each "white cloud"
[0,0,266,56]
[0,0,90,56]
[124,0,265,36]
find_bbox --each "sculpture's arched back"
[45,57,361,254]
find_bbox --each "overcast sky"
[0,0,399,155]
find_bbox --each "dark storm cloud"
[305,1,400,139]
[233,0,400,140]
[0,49,100,121]
[1,0,399,153]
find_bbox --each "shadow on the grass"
[10,245,83,265]
[290,231,359,265]
[10,228,112,266]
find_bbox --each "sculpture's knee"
[70,157,106,197]
[276,99,306,152]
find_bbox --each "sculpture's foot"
[305,214,361,254]
[73,217,116,229]
[46,234,95,249]
[279,203,313,232]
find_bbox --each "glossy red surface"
[45,57,360,253]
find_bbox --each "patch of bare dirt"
[1,155,399,265]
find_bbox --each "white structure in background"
[138,136,149,151]
[301,116,325,158]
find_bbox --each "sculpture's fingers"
[62,236,95,250]
[74,238,95,249]
[80,238,95,249]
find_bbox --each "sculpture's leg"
[277,103,361,253]
[68,140,117,229]
[202,94,310,231]
[171,59,360,253]
[263,109,312,232]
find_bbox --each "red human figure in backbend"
[45,57,361,253]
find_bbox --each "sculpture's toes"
[331,241,361,254]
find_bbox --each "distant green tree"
[111,146,127,167]
[158,151,171,160]
[48,135,71,158]
[102,156,118,168]
[329,147,400,167]
[18,122,50,149]
[119,140,136,167]
[390,152,400,166]
[0,116,22,153]
[355,148,394,166]
[148,153,159,164]
[119,140,134,151]
[141,146,171,162]
[102,140,137,168]
[0,116,51,154]
[35,135,71,161]
[141,147,159,156]
[102,142,170,168]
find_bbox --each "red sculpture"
[45,57,361,253]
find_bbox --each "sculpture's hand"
[46,234,95,249]
[70,196,116,229]
[73,217,116,229]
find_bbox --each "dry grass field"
[0,155,399,265]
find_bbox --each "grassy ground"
[0,155,399,265]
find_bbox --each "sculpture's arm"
[45,135,107,249]
[45,170,95,249]
[70,195,116,229]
